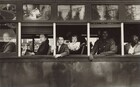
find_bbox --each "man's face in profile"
[58,37,64,45]
[3,33,11,42]
[40,34,46,42]
[102,31,108,39]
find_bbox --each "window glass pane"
[0,4,16,20]
[124,24,140,55]
[21,24,53,56]
[58,5,85,21]
[23,4,51,20]
[92,5,119,21]
[125,5,140,20]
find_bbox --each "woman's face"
[72,36,78,43]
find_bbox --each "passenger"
[55,36,69,58]
[68,35,80,54]
[89,30,117,59]
[125,35,140,55]
[1,32,16,53]
[36,34,50,55]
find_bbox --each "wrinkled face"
[58,37,64,45]
[3,33,11,42]
[102,31,108,39]
[40,34,46,42]
[132,35,139,44]
[72,36,78,43]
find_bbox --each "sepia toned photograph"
[0,0,140,87]
[92,5,119,21]
[58,5,85,21]
[0,4,16,20]
[23,4,51,20]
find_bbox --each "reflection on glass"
[23,4,51,20]
[126,5,140,20]
[72,5,85,20]
[92,5,119,21]
[0,23,16,54]
[0,4,16,20]
[58,5,85,21]
[107,5,118,20]
[90,26,121,56]
[58,5,71,20]
[96,5,106,20]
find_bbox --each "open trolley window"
[0,22,17,57]
[56,24,87,55]
[90,23,121,56]
[124,23,140,55]
[21,23,53,56]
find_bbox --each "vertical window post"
[18,22,21,57]
[121,23,124,55]
[87,23,90,56]
[53,23,56,56]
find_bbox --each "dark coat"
[56,44,69,57]
[3,42,16,53]
[36,40,50,55]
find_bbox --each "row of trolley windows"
[0,22,140,57]
[2,4,140,21]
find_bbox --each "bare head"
[72,35,78,43]
[57,37,64,45]
[3,32,11,42]
[40,34,47,42]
